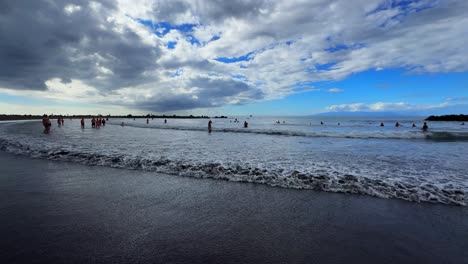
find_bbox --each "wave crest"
[0,137,465,206]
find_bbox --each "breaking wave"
[0,137,465,206]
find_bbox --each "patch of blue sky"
[367,0,437,28]
[324,43,365,53]
[167,41,177,49]
[134,18,201,45]
[232,74,247,81]
[215,51,255,64]
[312,68,468,104]
[210,35,221,41]
[314,62,337,71]
[367,0,436,15]
[169,68,183,78]
[135,18,195,36]
[229,68,467,115]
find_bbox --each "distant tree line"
[0,114,228,121]
[425,114,468,121]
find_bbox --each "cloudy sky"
[0,0,467,115]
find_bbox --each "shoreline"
[1,151,467,263]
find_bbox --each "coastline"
[1,151,467,264]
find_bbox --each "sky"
[0,0,467,116]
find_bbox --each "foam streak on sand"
[0,137,465,206]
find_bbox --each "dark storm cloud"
[0,0,161,90]
[195,0,274,21]
[151,0,274,23]
[136,77,264,112]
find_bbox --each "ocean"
[0,116,467,205]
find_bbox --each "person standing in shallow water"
[146,118,149,124]
[244,121,248,128]
[208,120,212,133]
[80,118,85,129]
[421,122,429,131]
[42,114,51,133]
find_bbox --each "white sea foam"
[0,136,465,206]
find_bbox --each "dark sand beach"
[1,151,467,264]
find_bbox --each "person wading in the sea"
[42,114,51,133]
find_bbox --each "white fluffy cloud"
[325,101,468,114]
[0,0,467,112]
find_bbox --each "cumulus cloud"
[327,102,413,112]
[0,0,467,112]
[325,101,468,114]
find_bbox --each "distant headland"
[0,114,228,121]
[425,114,468,121]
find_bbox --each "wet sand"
[0,151,467,264]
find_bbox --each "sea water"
[0,116,467,205]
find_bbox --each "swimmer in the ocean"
[380,122,384,127]
[244,121,248,128]
[412,123,416,128]
[164,119,167,124]
[121,122,125,126]
[320,121,323,125]
[395,122,400,127]
[421,122,428,131]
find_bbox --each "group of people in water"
[41,114,109,133]
[90,117,107,128]
[43,115,463,134]
[40,114,67,132]
[381,121,429,131]
[208,119,248,132]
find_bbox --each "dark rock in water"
[425,114,468,121]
